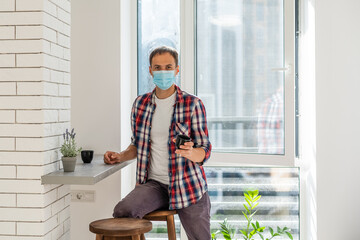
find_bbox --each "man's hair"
[149,46,179,67]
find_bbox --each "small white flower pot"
[61,156,77,172]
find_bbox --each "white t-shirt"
[148,91,176,185]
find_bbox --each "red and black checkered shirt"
[130,85,212,209]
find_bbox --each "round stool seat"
[143,210,177,220]
[89,218,152,237]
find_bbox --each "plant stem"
[246,203,252,239]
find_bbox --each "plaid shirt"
[130,85,212,209]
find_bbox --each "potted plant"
[212,189,293,240]
[60,128,82,172]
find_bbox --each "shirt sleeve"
[130,99,138,147]
[191,98,212,165]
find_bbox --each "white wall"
[71,0,134,239]
[71,1,121,151]
[70,0,120,237]
[298,1,317,239]
[316,0,360,238]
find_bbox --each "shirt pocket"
[175,122,190,136]
[135,108,152,134]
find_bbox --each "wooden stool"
[89,218,152,240]
[143,210,177,240]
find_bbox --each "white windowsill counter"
[41,154,135,185]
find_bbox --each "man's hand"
[104,151,122,165]
[173,138,205,163]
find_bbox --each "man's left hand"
[173,138,194,158]
[172,138,205,163]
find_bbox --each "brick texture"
[0,1,71,239]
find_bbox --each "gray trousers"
[113,179,211,240]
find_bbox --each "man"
[103,46,212,239]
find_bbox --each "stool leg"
[131,235,141,240]
[140,233,146,240]
[96,234,103,240]
[166,215,176,240]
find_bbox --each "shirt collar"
[149,84,184,105]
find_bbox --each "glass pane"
[138,1,181,238]
[196,0,285,154]
[138,0,181,96]
[206,167,299,240]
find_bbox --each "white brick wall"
[0,110,16,123]
[0,26,15,39]
[0,222,16,235]
[0,0,15,12]
[0,54,16,67]
[0,82,16,94]
[17,110,59,123]
[0,194,16,207]
[0,138,15,151]
[0,1,71,239]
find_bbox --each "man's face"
[149,52,179,77]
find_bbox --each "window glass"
[206,167,299,240]
[145,167,300,240]
[137,0,181,95]
[138,1,181,238]
[196,0,285,154]
[138,1,298,239]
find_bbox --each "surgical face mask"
[152,70,176,90]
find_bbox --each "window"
[137,0,181,95]
[195,0,295,166]
[197,0,285,155]
[136,0,299,239]
[206,166,299,240]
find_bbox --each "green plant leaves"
[245,198,252,207]
[219,219,235,240]
[250,210,258,218]
[251,223,256,229]
[214,190,293,240]
[248,189,259,198]
[252,202,259,210]
[211,230,220,240]
[254,195,261,202]
[243,211,250,222]
[285,231,293,240]
[244,204,250,213]
[239,229,248,236]
[259,233,265,240]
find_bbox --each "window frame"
[132,1,306,240]
[179,0,296,167]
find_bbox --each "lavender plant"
[212,190,293,240]
[60,128,82,157]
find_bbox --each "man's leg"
[177,192,211,240]
[113,180,169,218]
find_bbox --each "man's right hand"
[104,151,121,165]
